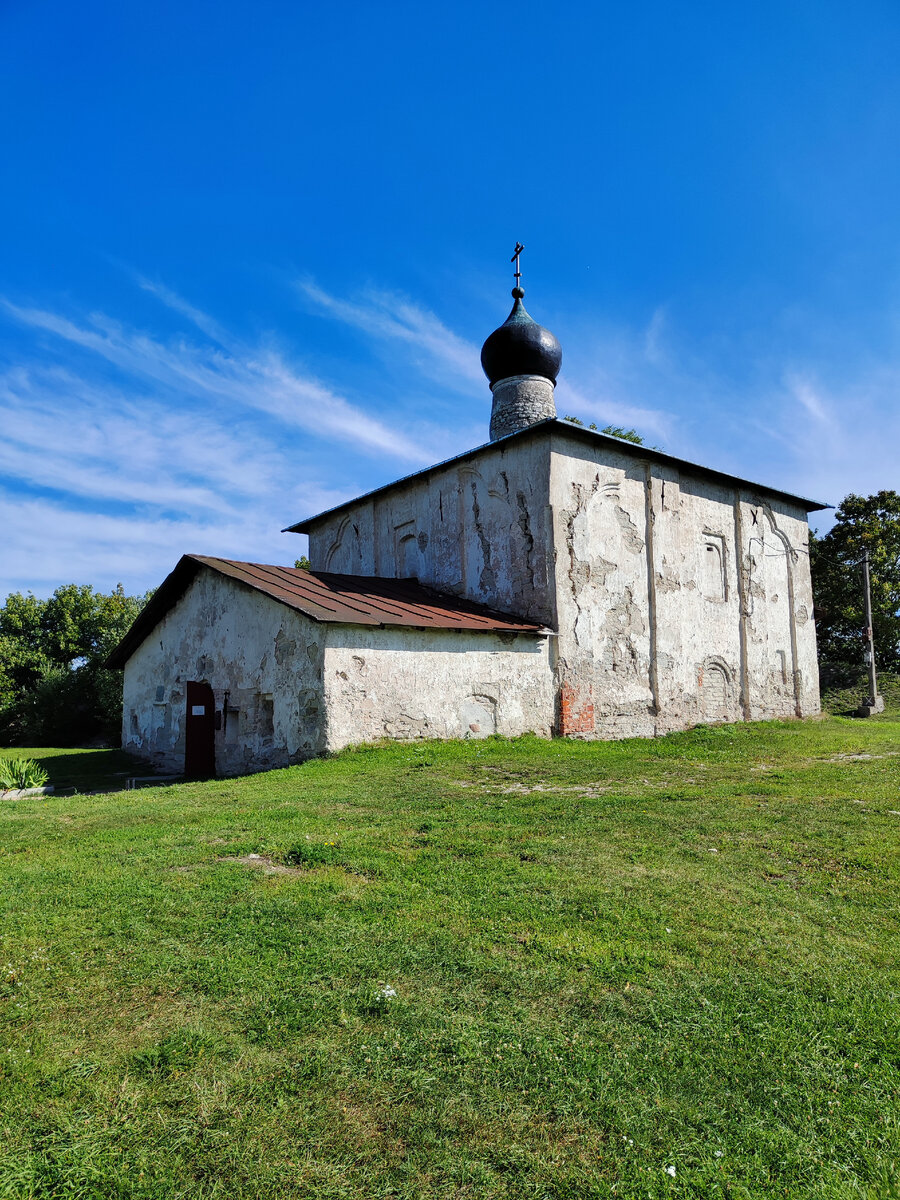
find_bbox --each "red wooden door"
[185,681,216,779]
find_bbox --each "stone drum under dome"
[481,285,562,441]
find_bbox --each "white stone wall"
[306,426,821,742]
[307,437,556,628]
[741,497,820,720]
[121,569,326,775]
[547,428,820,736]
[122,566,555,775]
[550,439,656,737]
[321,625,554,751]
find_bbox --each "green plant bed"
[0,755,49,790]
[1,714,899,1198]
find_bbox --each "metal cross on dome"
[511,242,524,288]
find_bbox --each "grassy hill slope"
[2,715,900,1199]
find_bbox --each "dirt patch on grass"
[456,780,614,796]
[218,853,304,876]
[813,751,900,763]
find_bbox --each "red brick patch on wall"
[559,682,595,736]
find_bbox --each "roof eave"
[105,555,549,669]
[286,418,830,533]
[105,555,202,669]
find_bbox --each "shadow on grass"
[0,747,144,793]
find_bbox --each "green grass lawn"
[1,715,899,1199]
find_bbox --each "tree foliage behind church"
[810,491,900,678]
[0,584,151,746]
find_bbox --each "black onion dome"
[480,288,562,386]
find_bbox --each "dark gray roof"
[285,418,829,534]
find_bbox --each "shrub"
[0,756,50,790]
[820,670,900,715]
[0,582,152,747]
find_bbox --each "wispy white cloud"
[1,496,288,594]
[554,378,674,441]
[298,280,484,387]
[296,280,685,446]
[784,372,836,427]
[555,305,900,514]
[2,298,434,464]
[4,273,899,597]
[137,276,230,344]
[0,366,283,511]
[0,283,424,594]
[773,367,900,512]
[0,478,355,596]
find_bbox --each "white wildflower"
[378,985,397,999]
[665,1165,676,1177]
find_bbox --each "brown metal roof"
[107,555,548,668]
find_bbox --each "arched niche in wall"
[699,656,733,723]
[324,515,352,571]
[749,504,800,713]
[701,531,728,601]
[394,522,423,579]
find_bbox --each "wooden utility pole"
[857,548,884,716]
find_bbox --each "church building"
[109,272,825,777]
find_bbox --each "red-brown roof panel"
[195,557,548,631]
[106,555,549,668]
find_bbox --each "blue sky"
[2,0,899,596]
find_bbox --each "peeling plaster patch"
[384,709,431,738]
[516,491,535,577]
[615,506,644,554]
[796,605,809,625]
[559,681,594,735]
[591,556,617,587]
[299,688,319,721]
[599,587,645,679]
[562,507,588,648]
[655,572,681,594]
[470,481,496,593]
[274,629,296,665]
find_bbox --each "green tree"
[563,416,647,444]
[0,583,151,746]
[810,491,900,677]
